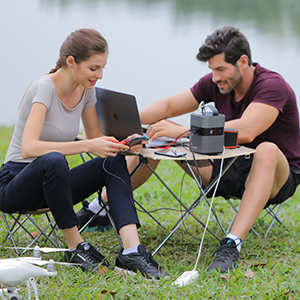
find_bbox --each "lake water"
[1,0,300,127]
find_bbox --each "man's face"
[208,53,242,94]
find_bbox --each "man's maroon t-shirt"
[190,63,300,169]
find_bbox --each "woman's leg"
[69,153,140,233]
[0,153,83,249]
[69,153,169,278]
[119,224,140,249]
[61,227,84,250]
[0,153,78,229]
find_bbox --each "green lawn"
[0,126,299,299]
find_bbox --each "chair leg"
[2,212,21,255]
[23,214,61,252]
[1,211,61,255]
[264,203,284,237]
[225,198,285,238]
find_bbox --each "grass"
[0,126,300,299]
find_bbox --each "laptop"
[95,87,143,141]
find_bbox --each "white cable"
[171,146,226,286]
[192,146,225,271]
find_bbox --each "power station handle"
[202,104,219,116]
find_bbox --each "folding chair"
[1,208,61,255]
[225,197,286,238]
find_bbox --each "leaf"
[97,266,109,275]
[244,269,254,278]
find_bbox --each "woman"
[0,28,168,279]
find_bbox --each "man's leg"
[208,142,290,273]
[127,156,160,191]
[176,160,213,187]
[230,142,289,240]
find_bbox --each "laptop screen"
[95,87,143,141]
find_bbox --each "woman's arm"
[81,105,103,139]
[21,102,129,159]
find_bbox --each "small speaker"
[224,128,239,148]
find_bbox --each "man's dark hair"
[197,26,252,66]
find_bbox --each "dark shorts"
[209,154,300,208]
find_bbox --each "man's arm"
[140,89,199,140]
[140,89,199,124]
[226,102,279,144]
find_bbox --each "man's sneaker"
[207,237,239,273]
[115,244,170,279]
[77,200,111,232]
[65,241,112,273]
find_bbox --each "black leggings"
[0,152,140,231]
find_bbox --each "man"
[134,26,300,272]
[81,26,300,273]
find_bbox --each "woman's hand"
[124,133,147,154]
[88,136,130,158]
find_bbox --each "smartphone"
[119,135,148,147]
[154,149,187,157]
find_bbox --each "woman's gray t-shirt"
[5,76,97,163]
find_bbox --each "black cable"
[102,157,187,215]
[101,128,192,216]
[100,126,216,238]
[188,130,203,186]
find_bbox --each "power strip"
[171,270,199,287]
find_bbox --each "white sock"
[122,245,139,255]
[226,233,243,252]
[88,197,109,216]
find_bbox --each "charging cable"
[102,156,188,215]
[155,130,190,149]
[171,146,225,287]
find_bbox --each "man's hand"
[146,120,189,141]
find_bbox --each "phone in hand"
[119,135,148,147]
[154,149,187,157]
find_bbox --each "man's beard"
[218,65,242,94]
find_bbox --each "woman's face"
[73,52,108,89]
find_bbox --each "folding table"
[128,145,256,255]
